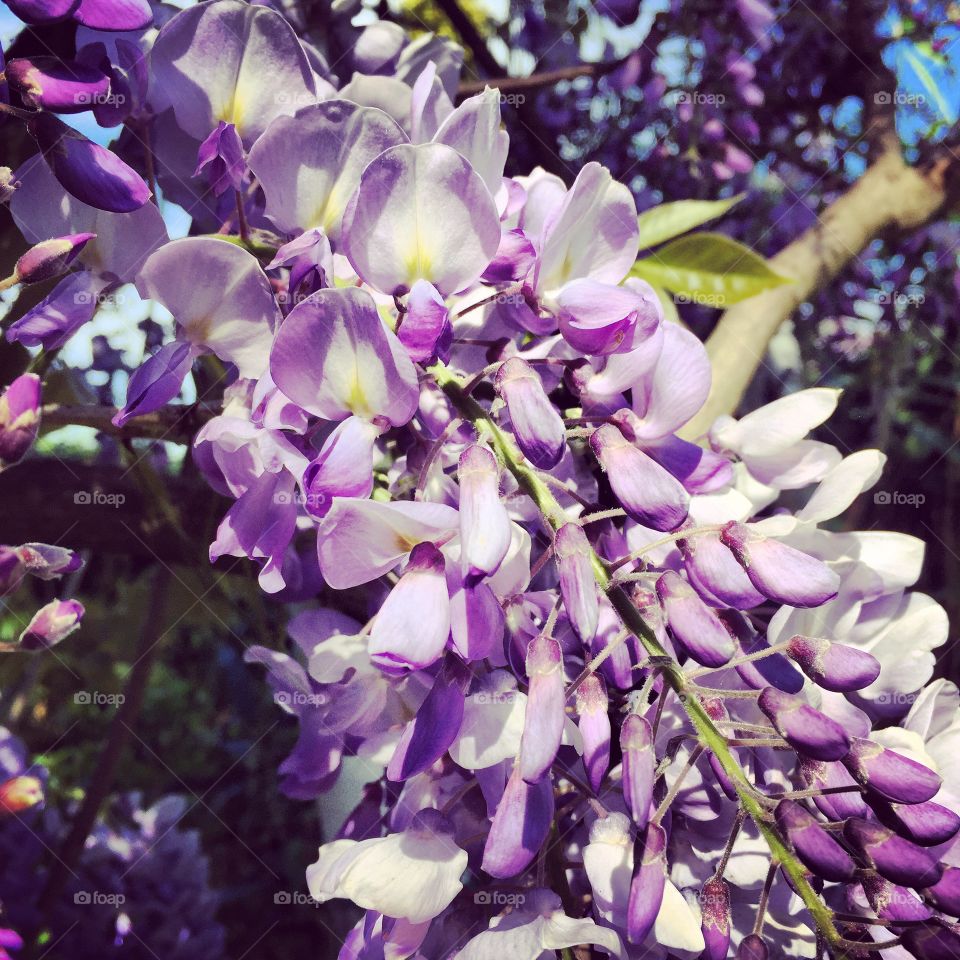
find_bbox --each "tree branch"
[40,403,217,443]
[682,146,960,438]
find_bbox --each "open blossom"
[2,8,957,960]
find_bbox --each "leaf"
[631,232,791,308]
[900,44,956,125]
[637,195,744,250]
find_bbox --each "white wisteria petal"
[796,450,887,524]
[306,810,466,923]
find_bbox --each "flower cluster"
[1,2,958,958]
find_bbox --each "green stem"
[429,361,849,956]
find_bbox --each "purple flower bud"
[862,874,933,922]
[843,818,942,888]
[494,358,566,469]
[924,866,960,916]
[798,757,867,821]
[733,631,804,694]
[785,635,881,693]
[901,920,960,960]
[458,444,512,580]
[678,533,766,609]
[387,655,469,781]
[555,524,599,643]
[0,374,42,469]
[15,233,95,285]
[656,571,736,667]
[397,280,452,364]
[590,424,689,532]
[620,713,655,827]
[481,228,536,283]
[627,822,666,944]
[302,416,383,519]
[15,543,82,580]
[719,521,840,608]
[448,575,504,662]
[113,341,195,428]
[842,737,942,805]
[757,687,850,762]
[19,598,84,650]
[576,674,610,793]
[481,764,554,879]
[520,634,565,783]
[194,121,246,197]
[556,277,662,356]
[28,113,150,213]
[6,56,109,112]
[774,799,855,882]
[737,934,768,959]
[871,797,960,847]
[369,543,450,672]
[703,699,738,800]
[700,876,731,960]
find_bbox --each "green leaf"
[631,232,791,308]
[900,44,956,124]
[637,195,743,250]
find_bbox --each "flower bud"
[576,674,610,792]
[901,920,960,960]
[774,799,855,882]
[656,571,735,667]
[0,374,42,469]
[194,120,245,196]
[494,357,565,469]
[590,424,689,531]
[798,757,867,821]
[620,713,655,827]
[627,822,666,944]
[398,279,452,364]
[843,818,942,888]
[458,444,511,580]
[700,876,731,960]
[520,634,565,783]
[738,934,768,959]
[302,416,383,519]
[15,543,82,580]
[924,866,960,916]
[862,873,933,921]
[678,533,765,609]
[481,763,554,879]
[757,687,850,762]
[842,737,942,805]
[870,797,960,847]
[481,228,536,283]
[19,599,84,650]
[6,56,109,112]
[555,523,599,643]
[785,635,881,693]
[369,543,450,671]
[0,775,43,815]
[719,521,840,608]
[733,632,804,694]
[15,233,95,285]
